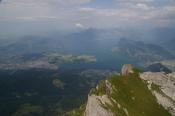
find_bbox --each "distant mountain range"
[160,38,175,55]
[0,29,174,68]
[112,39,175,63]
[0,29,109,55]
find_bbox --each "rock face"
[84,80,114,116]
[105,80,113,95]
[140,72,175,115]
[121,64,134,76]
[83,64,175,116]
[84,95,114,116]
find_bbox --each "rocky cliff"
[140,72,175,115]
[70,64,175,116]
[84,95,114,116]
[121,64,134,76]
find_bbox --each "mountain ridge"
[69,64,175,116]
[112,39,175,63]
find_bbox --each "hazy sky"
[0,0,175,38]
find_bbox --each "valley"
[0,30,174,116]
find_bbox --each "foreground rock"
[121,64,134,76]
[84,95,114,116]
[140,72,175,115]
[74,64,173,116]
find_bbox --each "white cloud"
[15,16,36,21]
[164,5,175,11]
[1,0,91,6]
[79,7,95,12]
[75,23,85,28]
[115,0,153,3]
[56,0,91,5]
[15,16,60,21]
[80,7,139,18]
[136,3,151,10]
[0,0,175,30]
[78,2,175,28]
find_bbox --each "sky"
[0,0,175,38]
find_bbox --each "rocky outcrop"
[140,72,175,115]
[121,64,134,76]
[105,80,113,95]
[84,80,114,116]
[140,72,175,101]
[84,64,174,116]
[84,95,114,116]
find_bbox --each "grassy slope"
[107,71,171,116]
[69,69,171,116]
